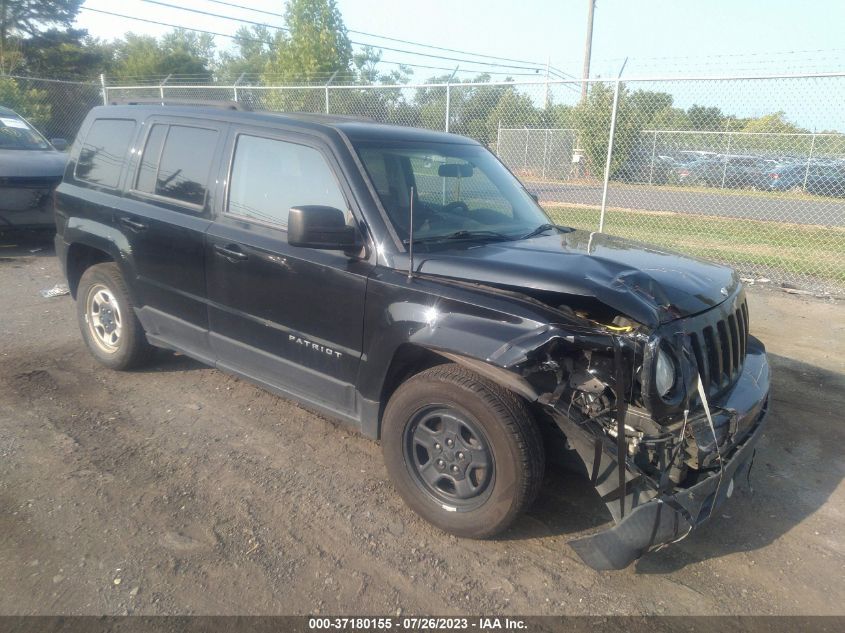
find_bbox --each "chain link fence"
[1,75,104,143]
[495,128,579,181]
[489,76,845,293]
[4,72,843,292]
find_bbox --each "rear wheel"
[382,364,544,538]
[77,262,153,370]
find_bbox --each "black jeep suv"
[54,105,770,570]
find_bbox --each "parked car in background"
[672,150,719,165]
[0,106,68,231]
[675,155,775,189]
[755,162,806,192]
[762,161,845,196]
[614,148,674,184]
[673,156,720,186]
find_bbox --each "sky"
[73,0,845,130]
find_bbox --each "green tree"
[574,82,639,177]
[353,45,381,84]
[160,29,216,76]
[742,111,807,134]
[414,77,449,130]
[0,0,83,71]
[113,30,213,82]
[265,0,352,83]
[0,75,49,127]
[626,90,674,127]
[112,34,160,79]
[686,104,725,130]
[416,75,541,144]
[737,111,809,155]
[218,26,277,81]
[13,29,112,139]
[19,28,113,78]
[479,87,540,145]
[543,103,576,129]
[648,107,689,130]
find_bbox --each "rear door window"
[134,123,218,208]
[226,134,347,228]
[75,119,136,189]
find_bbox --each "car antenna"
[407,186,415,280]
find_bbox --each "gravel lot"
[0,233,843,616]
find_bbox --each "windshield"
[0,115,51,150]
[354,141,551,243]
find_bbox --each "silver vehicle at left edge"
[0,106,67,231]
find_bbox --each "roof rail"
[107,98,251,111]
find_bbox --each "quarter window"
[75,119,136,189]
[227,135,347,227]
[135,124,218,208]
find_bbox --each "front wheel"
[382,364,545,538]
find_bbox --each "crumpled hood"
[0,149,67,178]
[416,230,740,328]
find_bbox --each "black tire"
[382,364,545,538]
[76,262,154,370]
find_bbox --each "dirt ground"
[0,232,843,616]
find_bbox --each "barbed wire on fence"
[2,71,843,293]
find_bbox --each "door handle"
[119,216,147,232]
[213,243,248,261]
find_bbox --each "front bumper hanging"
[552,337,770,570]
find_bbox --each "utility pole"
[544,56,551,109]
[444,65,459,133]
[581,0,596,103]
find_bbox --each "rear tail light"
[680,170,689,177]
[770,173,779,179]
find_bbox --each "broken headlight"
[641,338,689,421]
[655,348,676,397]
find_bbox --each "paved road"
[526,181,845,227]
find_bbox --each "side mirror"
[50,138,69,151]
[288,206,359,251]
[528,192,539,203]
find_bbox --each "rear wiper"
[403,230,513,245]
[518,223,571,240]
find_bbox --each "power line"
[138,0,291,32]
[597,47,845,64]
[198,0,558,69]
[135,0,551,72]
[81,6,271,43]
[79,7,553,81]
[166,1,844,78]
[374,59,543,77]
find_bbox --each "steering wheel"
[442,200,470,214]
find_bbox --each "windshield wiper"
[403,230,513,245]
[446,229,513,241]
[518,223,570,240]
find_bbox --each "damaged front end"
[488,289,770,570]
